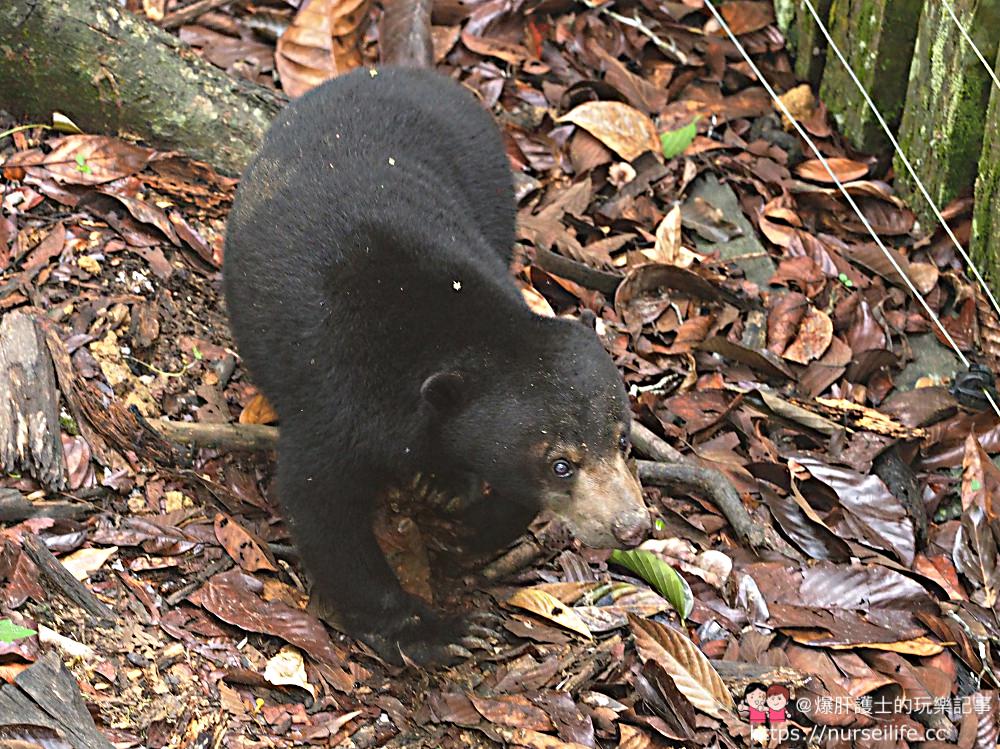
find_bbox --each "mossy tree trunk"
[775,0,834,86]
[972,55,1000,289]
[818,0,922,153]
[895,0,1000,229]
[0,0,287,176]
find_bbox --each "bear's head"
[420,316,650,548]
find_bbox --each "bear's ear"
[420,371,465,412]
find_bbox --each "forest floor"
[1,2,999,748]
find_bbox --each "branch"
[631,422,766,549]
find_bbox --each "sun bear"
[223,66,650,664]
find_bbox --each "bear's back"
[223,67,520,420]
[227,68,514,267]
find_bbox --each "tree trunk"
[896,0,1000,227]
[818,0,922,154]
[0,0,287,176]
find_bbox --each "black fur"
[224,67,632,663]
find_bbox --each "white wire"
[797,0,1000,325]
[940,0,1000,92]
[699,0,970,367]
[701,0,1000,417]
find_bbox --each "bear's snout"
[612,509,651,547]
[553,452,650,549]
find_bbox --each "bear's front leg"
[277,449,466,666]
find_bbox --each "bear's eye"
[551,459,574,478]
[618,434,630,453]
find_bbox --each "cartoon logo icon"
[767,685,790,726]
[741,682,769,745]
[740,682,791,745]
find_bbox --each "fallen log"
[0,489,93,523]
[21,534,116,625]
[0,311,65,490]
[0,0,286,176]
[0,652,114,749]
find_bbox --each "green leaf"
[0,618,37,643]
[654,518,666,532]
[838,272,853,288]
[660,118,698,159]
[192,346,203,361]
[971,478,983,491]
[610,548,694,623]
[74,154,92,175]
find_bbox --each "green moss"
[0,0,284,175]
[896,0,1000,228]
[972,65,1000,290]
[819,0,922,152]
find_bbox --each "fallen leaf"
[651,205,683,265]
[263,645,316,698]
[783,307,833,364]
[239,393,279,425]
[558,102,660,161]
[276,0,368,98]
[795,157,869,184]
[609,549,693,621]
[214,513,278,573]
[660,119,698,159]
[507,588,592,638]
[40,136,155,185]
[469,693,554,731]
[628,615,734,717]
[719,0,775,34]
[60,546,118,581]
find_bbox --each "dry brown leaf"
[651,204,683,265]
[276,0,370,98]
[263,645,316,697]
[795,157,869,184]
[522,286,556,317]
[507,588,593,638]
[468,693,554,731]
[617,724,654,748]
[40,136,155,185]
[214,513,279,573]
[789,632,945,656]
[61,546,118,581]
[628,614,734,718]
[557,102,660,161]
[783,307,833,364]
[491,727,590,749]
[908,261,939,295]
[240,393,279,425]
[719,1,775,34]
[776,84,817,130]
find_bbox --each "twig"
[152,418,278,452]
[160,0,232,30]
[631,423,766,549]
[580,1,689,64]
[165,555,234,606]
[21,533,116,624]
[149,419,764,549]
[559,634,623,692]
[630,422,685,463]
[381,0,433,67]
[481,538,545,581]
[533,248,622,295]
[637,461,764,549]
